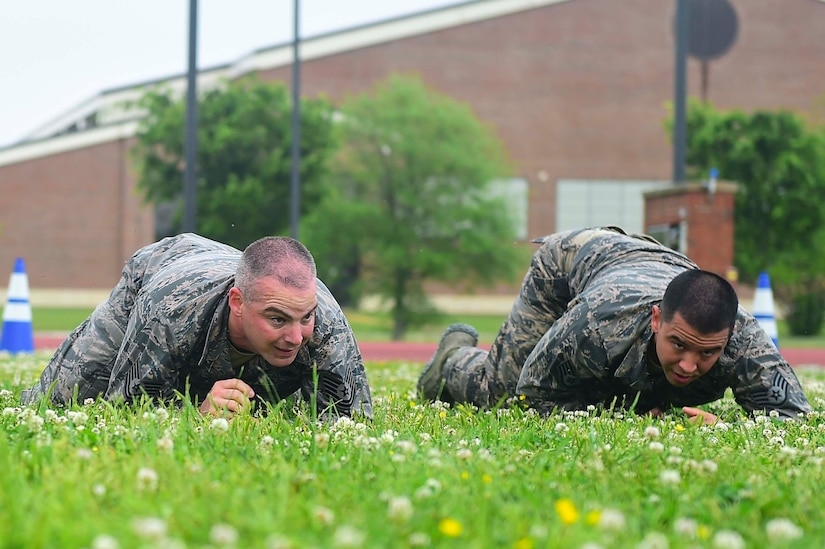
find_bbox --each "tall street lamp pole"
[289,0,302,239]
[183,0,199,232]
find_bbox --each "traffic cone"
[752,271,779,350]
[0,258,34,354]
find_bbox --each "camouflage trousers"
[21,265,137,405]
[443,227,623,408]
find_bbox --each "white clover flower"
[644,426,661,439]
[387,496,413,523]
[92,484,106,497]
[156,436,174,453]
[396,440,417,454]
[636,531,669,549]
[765,518,803,541]
[83,398,96,406]
[418,433,432,443]
[581,544,605,549]
[598,508,627,531]
[380,430,397,443]
[769,410,780,418]
[66,411,89,425]
[210,523,239,545]
[154,408,170,422]
[209,417,230,433]
[712,529,745,549]
[659,470,681,485]
[0,389,11,399]
[673,517,698,537]
[132,517,167,540]
[714,421,730,431]
[555,422,569,434]
[313,506,335,526]
[702,460,718,474]
[91,534,119,549]
[648,441,665,453]
[314,432,330,448]
[333,525,365,548]
[456,448,473,460]
[408,532,431,547]
[136,467,159,492]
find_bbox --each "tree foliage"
[302,74,522,340]
[679,99,825,334]
[131,78,337,250]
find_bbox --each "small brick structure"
[644,181,737,278]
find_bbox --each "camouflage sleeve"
[302,283,373,419]
[516,300,608,414]
[104,306,183,404]
[727,320,812,419]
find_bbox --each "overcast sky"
[0,0,456,148]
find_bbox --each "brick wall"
[1,0,824,288]
[0,137,154,289]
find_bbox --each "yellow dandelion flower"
[697,525,711,539]
[439,518,463,537]
[554,498,580,525]
[482,474,493,484]
[439,411,447,418]
[585,510,601,526]
[514,537,534,549]
[409,401,416,407]
[519,394,526,401]
[675,424,685,432]
[461,471,470,480]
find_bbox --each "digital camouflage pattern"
[22,234,373,419]
[443,227,811,419]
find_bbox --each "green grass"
[2,354,825,548]
[9,305,825,348]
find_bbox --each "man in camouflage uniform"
[418,227,810,422]
[22,233,372,419]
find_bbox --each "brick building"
[1,0,824,290]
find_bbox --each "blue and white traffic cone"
[0,258,34,354]
[752,271,779,350]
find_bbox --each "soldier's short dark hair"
[235,236,317,301]
[661,269,738,335]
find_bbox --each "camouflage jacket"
[24,234,373,418]
[517,229,811,419]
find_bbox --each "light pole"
[673,0,688,184]
[183,0,199,232]
[289,0,302,239]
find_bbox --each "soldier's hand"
[200,378,255,416]
[682,406,718,425]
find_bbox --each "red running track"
[31,334,825,366]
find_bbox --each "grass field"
[2,352,825,548]
[15,305,825,348]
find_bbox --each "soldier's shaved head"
[660,269,739,336]
[235,236,317,302]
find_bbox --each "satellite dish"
[687,0,739,61]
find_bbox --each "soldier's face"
[650,305,729,387]
[228,276,318,367]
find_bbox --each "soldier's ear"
[651,305,661,333]
[228,287,244,314]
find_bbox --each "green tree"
[678,99,825,335]
[131,78,337,250]
[302,74,522,340]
